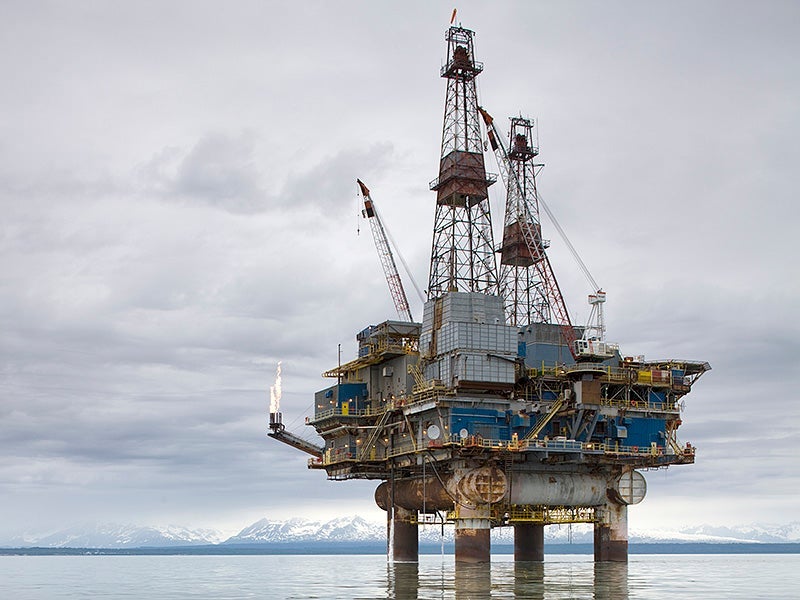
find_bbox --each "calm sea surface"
[1,554,797,599]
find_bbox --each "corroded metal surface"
[609,470,647,505]
[456,465,507,504]
[392,507,419,562]
[455,527,491,564]
[375,470,618,510]
[594,503,628,562]
[508,473,608,506]
[594,530,628,562]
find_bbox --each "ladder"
[523,394,565,440]
[408,363,426,389]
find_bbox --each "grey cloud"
[172,132,264,213]
[136,132,265,214]
[1,1,798,536]
[282,143,395,212]
[136,133,395,217]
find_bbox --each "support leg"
[454,507,492,563]
[594,503,628,562]
[514,523,544,562]
[392,506,419,562]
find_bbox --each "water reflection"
[454,563,492,599]
[593,562,628,600]
[513,562,545,599]
[386,558,630,599]
[388,562,419,600]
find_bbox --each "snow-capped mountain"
[225,516,384,544]
[3,517,798,548]
[669,523,800,544]
[3,523,224,548]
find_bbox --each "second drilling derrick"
[269,23,710,565]
[494,115,550,326]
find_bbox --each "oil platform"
[268,23,709,563]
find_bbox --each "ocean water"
[0,553,797,599]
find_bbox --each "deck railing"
[311,433,694,467]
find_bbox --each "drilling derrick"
[428,26,498,298]
[481,109,579,358]
[267,21,710,567]
[495,115,551,326]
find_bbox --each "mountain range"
[3,517,799,549]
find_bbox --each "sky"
[1,1,798,539]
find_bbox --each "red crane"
[357,179,414,322]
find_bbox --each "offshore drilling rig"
[268,23,709,564]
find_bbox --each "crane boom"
[478,108,579,359]
[357,179,414,322]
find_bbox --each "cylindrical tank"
[376,470,617,510]
[508,473,608,506]
[375,478,452,511]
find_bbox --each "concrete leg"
[392,507,419,562]
[454,507,492,563]
[594,503,628,562]
[514,523,544,562]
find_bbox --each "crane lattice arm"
[478,108,579,360]
[357,179,414,322]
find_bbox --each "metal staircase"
[358,408,394,461]
[523,394,565,440]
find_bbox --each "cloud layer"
[1,1,798,536]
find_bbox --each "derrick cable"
[536,191,599,292]
[382,216,426,305]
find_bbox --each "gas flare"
[269,361,282,414]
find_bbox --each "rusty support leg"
[594,503,628,562]
[454,507,491,563]
[392,506,419,562]
[514,523,544,562]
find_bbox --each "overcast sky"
[1,1,798,539]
